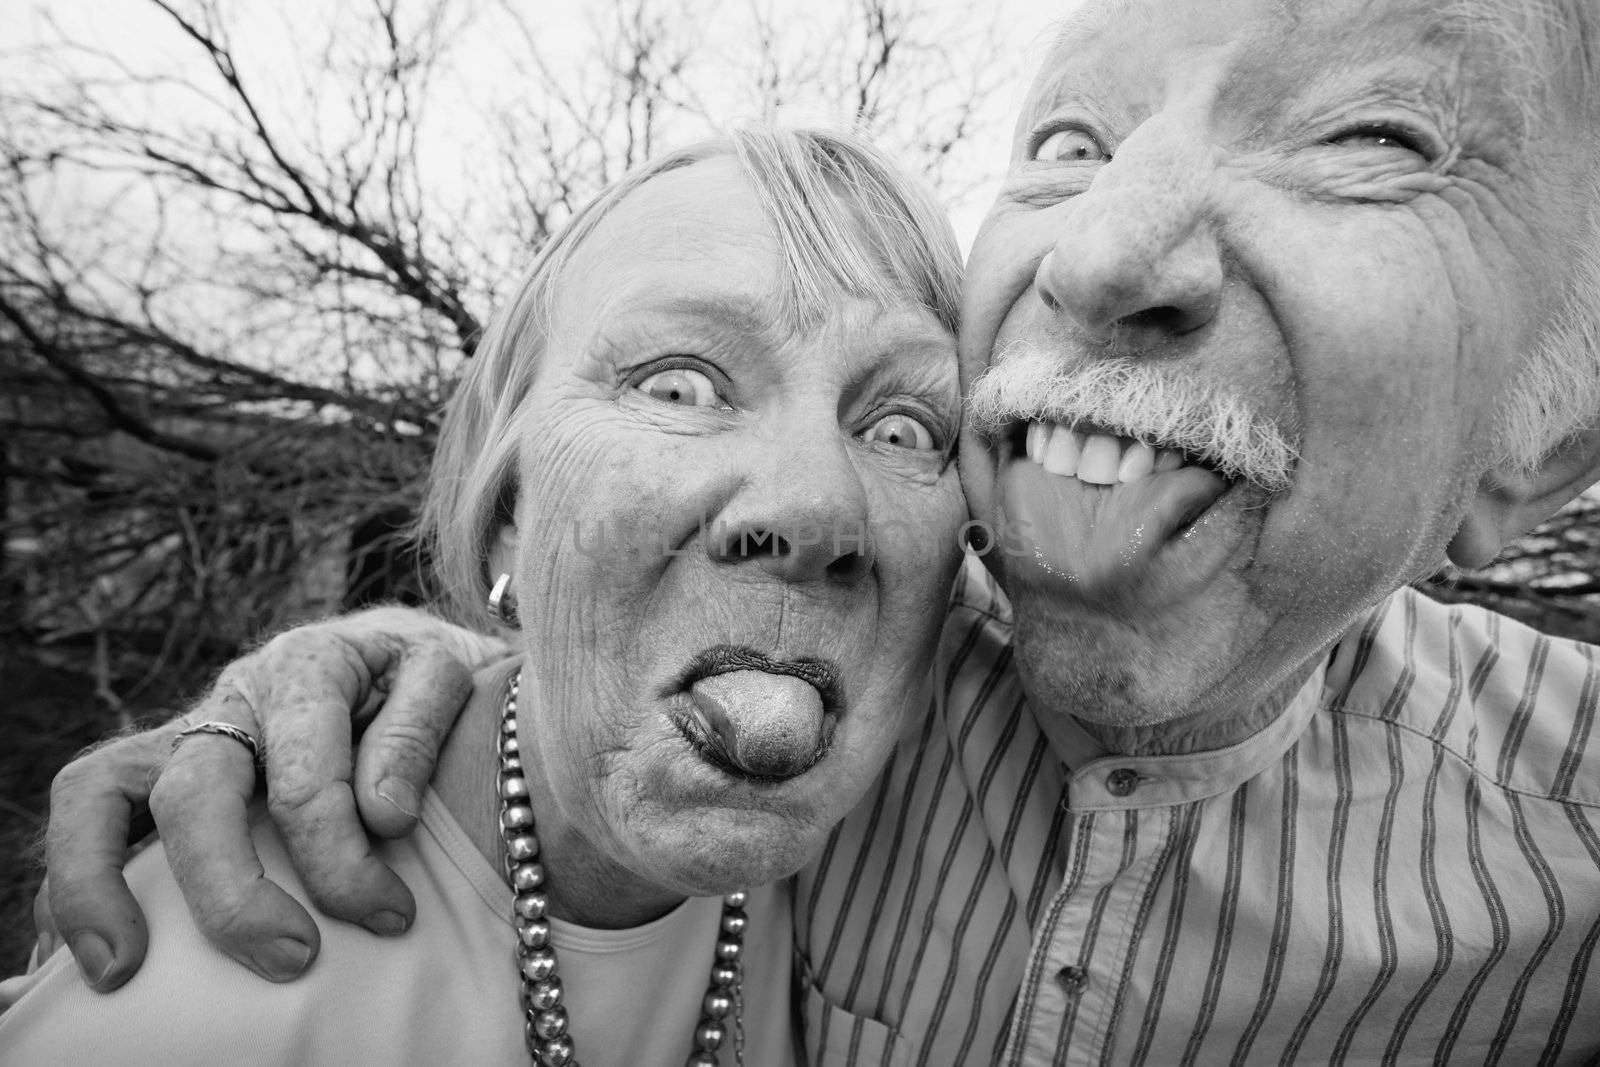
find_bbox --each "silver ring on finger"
[171,721,264,772]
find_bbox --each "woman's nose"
[1035,131,1223,346]
[710,517,874,583]
[707,435,875,584]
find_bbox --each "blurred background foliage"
[5,0,1600,978]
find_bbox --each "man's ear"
[487,523,518,581]
[1448,427,1600,568]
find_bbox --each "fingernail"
[376,778,419,819]
[363,909,410,936]
[70,932,116,987]
[252,937,312,981]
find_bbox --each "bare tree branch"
[3,0,1021,711]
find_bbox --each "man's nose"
[708,433,875,584]
[1036,134,1223,345]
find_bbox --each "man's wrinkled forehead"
[1026,0,1594,140]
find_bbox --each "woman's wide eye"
[636,367,719,407]
[862,412,936,451]
[1031,128,1109,164]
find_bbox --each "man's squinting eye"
[1324,124,1431,158]
[636,367,720,407]
[1031,127,1109,164]
[861,412,937,451]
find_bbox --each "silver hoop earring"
[487,573,520,627]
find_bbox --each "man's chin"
[985,456,1262,727]
[1011,611,1200,729]
[1005,564,1264,734]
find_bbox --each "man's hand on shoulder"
[41,606,507,991]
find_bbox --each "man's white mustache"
[966,343,1299,491]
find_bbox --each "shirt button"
[1106,768,1140,796]
[1055,965,1088,996]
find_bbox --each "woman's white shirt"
[0,788,798,1066]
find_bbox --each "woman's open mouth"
[668,646,843,782]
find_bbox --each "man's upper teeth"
[1153,447,1185,473]
[1023,421,1187,485]
[1078,433,1122,484]
[1040,424,1081,476]
[1118,440,1156,482]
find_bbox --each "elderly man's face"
[503,158,966,896]
[960,0,1597,736]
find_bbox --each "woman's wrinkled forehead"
[543,139,961,341]
[540,159,936,361]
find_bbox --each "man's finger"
[250,636,418,935]
[353,643,474,839]
[151,715,322,982]
[44,725,176,992]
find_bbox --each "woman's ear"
[1448,427,1600,568]
[488,523,518,583]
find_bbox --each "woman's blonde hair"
[418,125,963,624]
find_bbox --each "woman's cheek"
[874,471,965,588]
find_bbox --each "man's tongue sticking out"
[999,424,1230,605]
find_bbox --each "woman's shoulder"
[0,799,522,1065]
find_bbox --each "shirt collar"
[1062,657,1329,811]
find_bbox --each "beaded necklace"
[498,670,748,1066]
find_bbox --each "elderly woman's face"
[502,157,965,894]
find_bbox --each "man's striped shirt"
[794,557,1600,1064]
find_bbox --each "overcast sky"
[9,0,1074,249]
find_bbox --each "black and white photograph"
[3,0,1598,1063]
